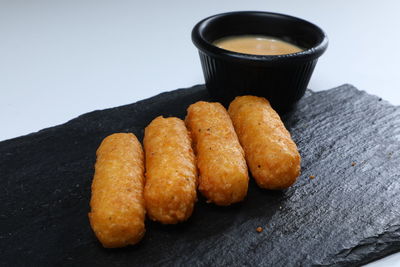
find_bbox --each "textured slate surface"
[1,84,400,266]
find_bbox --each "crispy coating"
[228,96,301,189]
[88,133,146,248]
[185,101,249,206]
[144,116,197,224]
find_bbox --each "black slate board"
[1,84,400,266]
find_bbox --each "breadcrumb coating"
[229,96,301,189]
[186,101,249,206]
[144,116,197,224]
[89,133,146,248]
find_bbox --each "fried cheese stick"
[89,133,146,248]
[228,96,301,189]
[186,102,249,206]
[144,116,197,224]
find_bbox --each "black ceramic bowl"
[192,11,328,112]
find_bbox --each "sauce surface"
[213,35,303,56]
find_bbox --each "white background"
[1,0,399,265]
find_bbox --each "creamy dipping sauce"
[213,35,303,56]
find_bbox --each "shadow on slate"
[1,84,400,266]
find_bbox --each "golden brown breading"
[144,116,197,224]
[185,101,249,206]
[228,96,301,189]
[88,133,146,248]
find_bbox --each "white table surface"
[1,0,399,265]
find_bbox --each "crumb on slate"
[351,162,356,166]
[256,227,263,233]
[309,175,315,179]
